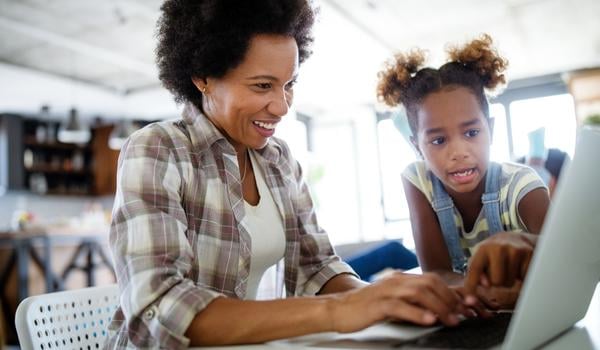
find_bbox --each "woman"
[106,0,466,348]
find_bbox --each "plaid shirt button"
[144,309,155,320]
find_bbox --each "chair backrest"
[15,284,119,350]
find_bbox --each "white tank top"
[242,151,286,299]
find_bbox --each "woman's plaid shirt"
[105,103,356,349]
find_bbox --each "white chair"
[15,284,119,350]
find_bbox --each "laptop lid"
[502,126,600,349]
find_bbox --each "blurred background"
[1,0,600,345]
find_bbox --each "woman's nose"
[268,89,291,117]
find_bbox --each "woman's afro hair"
[156,0,317,108]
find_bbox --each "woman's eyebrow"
[246,74,298,83]
[247,75,278,81]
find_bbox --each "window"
[489,103,510,162]
[376,118,416,222]
[308,121,362,245]
[375,116,417,247]
[509,94,576,158]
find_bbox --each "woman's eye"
[465,129,480,137]
[255,83,272,90]
[431,137,445,145]
[285,80,297,91]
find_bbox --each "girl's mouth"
[449,167,477,184]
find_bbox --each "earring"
[200,86,207,93]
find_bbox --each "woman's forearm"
[318,273,368,294]
[186,271,468,345]
[185,295,333,346]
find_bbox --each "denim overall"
[430,162,504,273]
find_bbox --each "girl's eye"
[465,129,480,137]
[431,137,445,145]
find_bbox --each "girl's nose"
[450,140,470,161]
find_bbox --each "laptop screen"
[503,126,600,349]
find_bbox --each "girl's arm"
[402,178,463,285]
[185,272,465,345]
[465,188,549,293]
[517,187,550,234]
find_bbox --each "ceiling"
[327,0,600,79]
[0,0,161,94]
[0,0,599,118]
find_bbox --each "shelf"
[24,166,90,175]
[44,190,93,196]
[24,137,90,150]
[1,116,121,196]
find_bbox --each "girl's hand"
[465,232,536,294]
[452,286,494,318]
[475,280,522,310]
[327,272,466,333]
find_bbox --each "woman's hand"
[327,272,465,333]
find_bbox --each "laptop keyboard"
[395,312,513,349]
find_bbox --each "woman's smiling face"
[194,34,299,153]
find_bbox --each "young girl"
[376,34,550,308]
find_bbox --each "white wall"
[0,62,179,121]
[293,1,390,115]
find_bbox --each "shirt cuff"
[300,259,358,296]
[142,279,224,349]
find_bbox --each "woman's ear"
[191,77,208,93]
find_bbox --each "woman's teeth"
[253,121,276,130]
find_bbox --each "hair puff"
[446,34,508,93]
[376,49,426,107]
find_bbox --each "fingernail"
[465,295,477,305]
[423,312,436,324]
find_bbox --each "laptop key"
[395,312,512,349]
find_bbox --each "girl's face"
[193,34,299,154]
[413,87,492,196]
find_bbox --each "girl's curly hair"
[376,34,508,135]
[156,0,317,109]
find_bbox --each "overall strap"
[431,174,467,273]
[481,162,504,235]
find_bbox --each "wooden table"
[0,225,114,341]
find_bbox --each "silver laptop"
[415,125,600,349]
[500,125,600,348]
[304,126,600,349]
